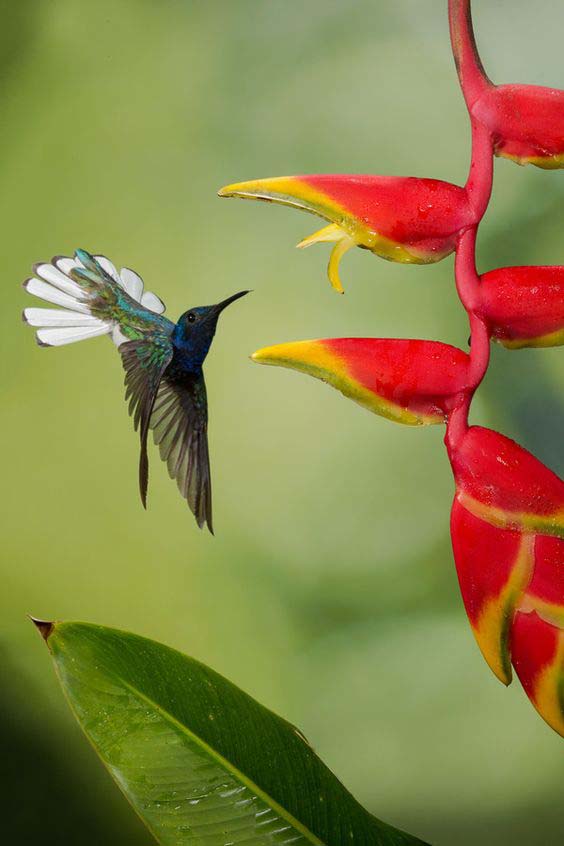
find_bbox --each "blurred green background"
[3,1,564,843]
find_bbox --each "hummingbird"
[23,249,249,532]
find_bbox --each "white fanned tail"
[23,252,166,347]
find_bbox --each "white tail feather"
[34,263,86,299]
[23,308,102,328]
[120,267,144,300]
[55,257,80,275]
[141,290,165,314]
[36,323,110,347]
[23,278,90,312]
[94,255,120,281]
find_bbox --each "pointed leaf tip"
[29,616,54,641]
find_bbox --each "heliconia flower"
[219,175,477,292]
[251,338,471,425]
[449,426,564,735]
[450,0,564,169]
[477,265,564,349]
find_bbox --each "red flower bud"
[474,86,564,170]
[449,426,564,735]
[252,338,470,425]
[219,175,477,292]
[477,265,564,348]
[450,0,564,169]
[476,266,564,349]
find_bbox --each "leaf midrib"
[117,676,325,846]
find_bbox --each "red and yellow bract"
[448,426,564,734]
[451,497,564,736]
[448,426,564,539]
[252,338,471,425]
[219,175,476,292]
[511,610,564,736]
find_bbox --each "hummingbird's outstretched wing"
[119,338,174,509]
[150,373,213,533]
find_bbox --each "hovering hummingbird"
[23,249,249,532]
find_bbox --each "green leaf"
[35,619,427,846]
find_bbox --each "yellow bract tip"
[251,341,322,368]
[217,183,239,198]
[218,177,304,203]
[252,344,287,364]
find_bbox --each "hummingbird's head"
[173,290,250,367]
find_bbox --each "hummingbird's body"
[23,249,248,532]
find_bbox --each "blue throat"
[172,319,217,372]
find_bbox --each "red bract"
[219,175,477,292]
[473,86,564,169]
[451,498,564,736]
[477,265,564,348]
[450,500,528,685]
[449,426,564,734]
[511,611,564,737]
[252,338,471,425]
[448,426,564,538]
[450,0,564,169]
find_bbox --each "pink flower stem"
[445,8,495,452]
[465,118,494,221]
[445,312,490,454]
[448,0,492,108]
[454,224,491,393]
[445,219,492,453]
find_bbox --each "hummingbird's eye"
[187,312,196,323]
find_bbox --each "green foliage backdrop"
[3,1,563,843]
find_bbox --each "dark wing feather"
[120,338,173,507]
[150,372,213,532]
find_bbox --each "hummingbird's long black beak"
[213,290,251,315]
